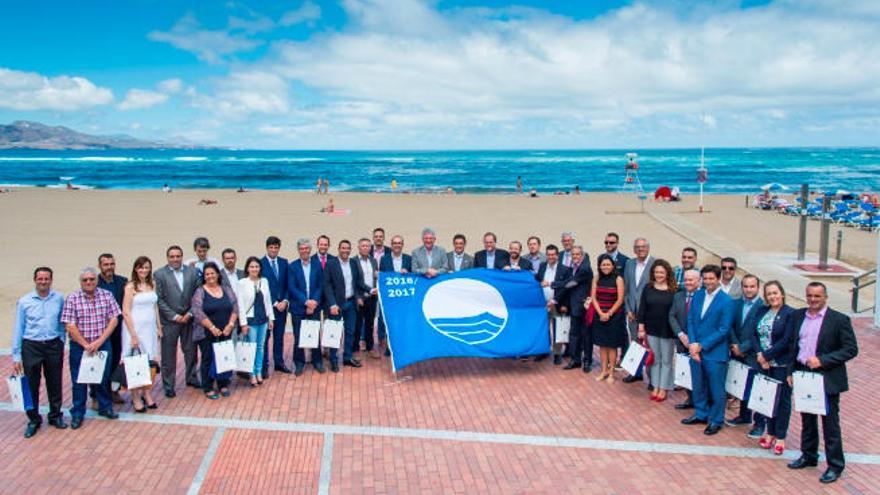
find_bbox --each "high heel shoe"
[134,405,147,413]
[759,436,774,449]
[142,394,157,409]
[773,442,785,456]
[594,373,608,382]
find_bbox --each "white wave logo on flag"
[422,278,508,345]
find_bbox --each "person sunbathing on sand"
[198,198,218,206]
[320,198,335,213]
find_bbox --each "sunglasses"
[604,241,617,245]
[721,266,736,271]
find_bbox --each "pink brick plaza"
[1,318,877,494]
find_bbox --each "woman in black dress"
[590,254,626,383]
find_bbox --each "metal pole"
[819,196,831,270]
[699,183,704,213]
[797,184,809,261]
[875,229,879,327]
[835,230,843,260]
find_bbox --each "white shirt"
[392,255,403,273]
[453,253,464,271]
[562,250,572,268]
[701,287,720,318]
[359,256,374,289]
[339,259,354,299]
[425,248,433,266]
[301,260,312,297]
[542,263,557,302]
[486,251,495,269]
[172,267,184,292]
[372,246,385,263]
[635,258,648,285]
[720,279,733,293]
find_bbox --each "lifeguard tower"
[622,152,645,196]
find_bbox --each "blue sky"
[0,0,877,149]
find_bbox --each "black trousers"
[800,393,844,470]
[568,314,592,365]
[21,338,64,424]
[354,294,378,351]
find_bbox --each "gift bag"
[674,353,692,390]
[7,375,34,412]
[299,320,321,349]
[235,341,257,373]
[621,341,648,377]
[747,373,781,418]
[123,351,153,389]
[725,360,753,401]
[554,316,571,344]
[793,371,827,416]
[322,319,343,349]
[77,350,108,384]
[212,340,236,374]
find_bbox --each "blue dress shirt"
[12,289,66,361]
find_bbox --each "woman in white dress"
[121,256,162,412]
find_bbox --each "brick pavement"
[0,317,876,494]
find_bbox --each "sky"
[0,0,878,149]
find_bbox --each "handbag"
[7,374,34,412]
[642,337,655,367]
[585,304,596,327]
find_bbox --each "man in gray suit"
[622,237,654,383]
[669,268,701,409]
[447,233,474,272]
[154,245,200,397]
[412,227,449,278]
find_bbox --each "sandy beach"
[1,188,876,345]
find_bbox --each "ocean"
[0,148,877,194]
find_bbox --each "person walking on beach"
[316,178,322,194]
[516,176,523,193]
[12,267,67,438]
[322,179,330,194]
[154,245,200,396]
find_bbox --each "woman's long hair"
[130,256,154,292]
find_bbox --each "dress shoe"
[165,389,176,398]
[186,381,201,388]
[553,355,562,366]
[725,417,751,427]
[384,347,391,357]
[681,415,708,425]
[275,365,293,374]
[369,349,381,359]
[819,468,842,484]
[675,401,694,410]
[746,427,763,439]
[533,354,547,362]
[70,417,83,430]
[622,375,642,383]
[703,424,722,435]
[331,362,340,373]
[294,368,304,377]
[112,392,125,404]
[314,364,326,374]
[582,363,592,373]
[98,410,119,420]
[48,418,68,429]
[343,359,362,368]
[787,457,818,470]
[24,422,40,438]
[563,360,581,370]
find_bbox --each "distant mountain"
[0,121,207,150]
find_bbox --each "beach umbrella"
[761,182,789,191]
[654,186,672,200]
[823,189,852,197]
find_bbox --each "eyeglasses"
[604,241,617,245]
[721,266,736,271]
[81,277,97,282]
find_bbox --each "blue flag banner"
[379,268,550,371]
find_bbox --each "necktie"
[572,262,580,273]
[321,255,327,269]
[685,294,692,314]
[271,259,278,278]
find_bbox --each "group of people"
[11,228,859,483]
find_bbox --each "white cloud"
[279,1,322,27]
[118,89,168,110]
[158,78,183,94]
[148,13,262,63]
[0,67,113,111]
[190,70,289,117]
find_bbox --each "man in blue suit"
[288,238,325,375]
[323,239,370,371]
[260,236,291,375]
[727,274,765,430]
[377,235,412,356]
[682,264,735,435]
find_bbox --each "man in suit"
[726,274,765,429]
[353,238,381,358]
[312,235,336,270]
[622,237,654,382]
[603,232,629,274]
[372,227,392,262]
[411,227,449,278]
[673,247,699,289]
[154,245,200,397]
[474,232,510,269]
[447,234,474,272]
[380,235,412,273]
[558,245,594,371]
[669,268,700,409]
[719,257,742,299]
[220,248,245,289]
[681,265,735,436]
[536,244,572,364]
[185,237,220,277]
[97,253,127,404]
[260,236,291,375]
[787,282,858,484]
[323,239,370,371]
[559,232,576,268]
[504,241,532,271]
[524,236,546,274]
[288,238,325,375]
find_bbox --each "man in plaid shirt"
[61,267,122,429]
